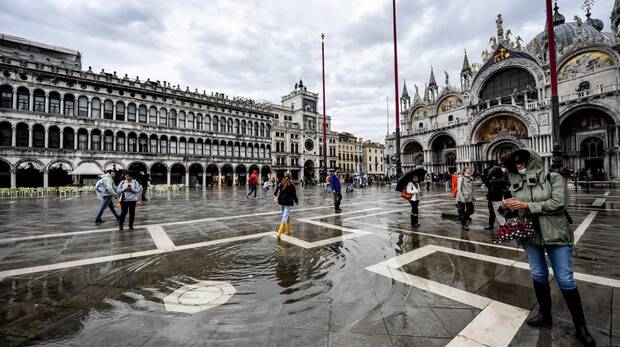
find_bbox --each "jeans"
[247,185,257,198]
[119,201,137,228]
[333,192,342,210]
[491,201,506,225]
[95,196,119,222]
[141,187,147,200]
[281,205,292,224]
[523,244,576,290]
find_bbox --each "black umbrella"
[395,168,427,192]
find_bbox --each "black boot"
[527,280,553,327]
[561,288,596,347]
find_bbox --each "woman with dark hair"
[501,149,594,346]
[274,173,298,239]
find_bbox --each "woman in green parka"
[501,149,594,347]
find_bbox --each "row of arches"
[0,85,271,138]
[0,159,272,188]
[0,122,271,158]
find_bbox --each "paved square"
[0,185,619,346]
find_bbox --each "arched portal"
[151,163,167,185]
[261,166,271,182]
[170,164,186,185]
[402,141,424,168]
[128,162,148,175]
[16,161,44,187]
[560,107,616,179]
[304,160,315,183]
[221,164,234,186]
[236,164,247,186]
[189,163,204,188]
[430,134,457,173]
[0,160,10,188]
[48,161,73,187]
[248,164,259,177]
[206,164,219,186]
[474,114,529,144]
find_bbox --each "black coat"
[487,176,507,202]
[275,184,298,206]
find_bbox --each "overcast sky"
[1,0,613,142]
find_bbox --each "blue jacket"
[330,173,341,193]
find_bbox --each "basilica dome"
[531,22,613,49]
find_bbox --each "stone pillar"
[87,131,91,150]
[113,135,117,151]
[60,96,64,115]
[44,95,49,113]
[28,91,33,111]
[217,166,222,187]
[112,102,116,120]
[28,127,32,147]
[60,131,64,149]
[74,132,78,150]
[10,169,16,188]
[11,126,16,147]
[185,170,189,187]
[87,99,92,118]
[44,128,49,148]
[166,170,171,185]
[12,93,17,109]
[43,170,48,188]
[202,170,206,191]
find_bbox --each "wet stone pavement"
[0,185,619,346]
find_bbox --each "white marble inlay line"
[147,225,176,251]
[573,211,597,244]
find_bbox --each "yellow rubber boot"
[276,224,285,239]
[285,223,292,235]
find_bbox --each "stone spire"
[553,1,566,25]
[401,80,409,98]
[423,83,429,102]
[461,50,471,73]
[428,67,437,89]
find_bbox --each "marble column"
[28,127,32,147]
[12,93,17,109]
[202,170,206,191]
[60,97,64,115]
[11,126,16,147]
[28,92,33,111]
[87,131,91,151]
[10,169,16,188]
[166,170,171,185]
[60,131,64,150]
[74,132,78,150]
[44,128,49,148]
[185,171,189,187]
[44,95,49,113]
[43,171,48,188]
[217,166,222,187]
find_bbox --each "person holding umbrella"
[396,167,426,229]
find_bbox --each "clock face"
[304,139,315,151]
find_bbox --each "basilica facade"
[388,2,620,180]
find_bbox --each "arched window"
[78,96,88,117]
[104,131,114,151]
[49,92,60,114]
[160,136,168,154]
[228,119,233,133]
[116,132,125,152]
[241,120,246,135]
[188,139,195,155]
[116,101,125,121]
[63,128,74,149]
[187,112,195,129]
[63,94,75,116]
[247,121,252,136]
[89,98,101,119]
[178,111,186,128]
[205,115,211,131]
[196,140,203,155]
[127,103,136,122]
[149,106,157,124]
[159,108,167,126]
[170,137,177,154]
[0,122,11,146]
[31,124,45,147]
[179,138,186,154]
[254,122,259,136]
[48,126,60,148]
[169,109,177,127]
[17,87,29,111]
[235,119,240,134]
[139,134,148,153]
[127,133,137,152]
[33,90,45,112]
[138,105,147,123]
[196,114,203,130]
[419,122,423,128]
[91,130,102,151]
[0,85,12,109]
[212,116,218,132]
[266,124,271,138]
[77,129,88,150]
[16,123,28,147]
[260,123,265,137]
[103,100,113,119]
[448,115,454,122]
[581,137,604,158]
[445,152,456,166]
[150,135,158,153]
[220,117,226,132]
[480,68,536,102]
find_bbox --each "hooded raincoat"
[504,149,572,246]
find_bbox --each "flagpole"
[545,0,562,172]
[321,33,328,179]
[392,0,402,177]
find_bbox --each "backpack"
[95,179,106,196]
[451,175,459,198]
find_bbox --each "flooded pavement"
[0,185,619,346]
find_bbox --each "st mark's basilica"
[387,1,620,180]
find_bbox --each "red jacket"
[248,174,258,185]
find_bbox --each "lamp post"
[545,0,563,172]
[321,33,328,179]
[391,0,402,177]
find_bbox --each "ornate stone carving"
[465,105,539,142]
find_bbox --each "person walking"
[117,171,142,231]
[330,168,342,213]
[456,167,475,230]
[501,148,595,347]
[406,174,422,228]
[138,171,149,201]
[94,170,120,224]
[247,171,258,199]
[274,173,298,239]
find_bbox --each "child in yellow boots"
[274,173,299,239]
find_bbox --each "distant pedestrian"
[274,173,298,239]
[247,171,258,199]
[117,171,142,231]
[406,175,422,228]
[456,167,475,230]
[138,171,149,201]
[330,168,342,213]
[501,149,595,346]
[485,166,508,231]
[263,177,271,193]
[94,170,120,224]
[424,172,432,190]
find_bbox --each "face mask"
[501,168,507,173]
[518,168,527,175]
